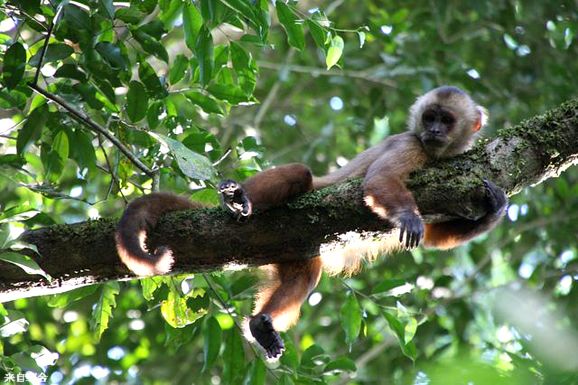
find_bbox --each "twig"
[27,84,154,177]
[31,4,63,86]
[257,61,396,88]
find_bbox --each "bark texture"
[1,99,577,301]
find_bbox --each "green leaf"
[146,100,164,129]
[69,130,96,172]
[208,83,254,105]
[223,329,245,384]
[372,278,408,294]
[300,344,329,368]
[29,43,74,66]
[98,0,115,19]
[169,54,189,84]
[326,35,344,70]
[17,105,48,154]
[115,7,146,24]
[54,64,87,82]
[383,311,417,361]
[357,31,366,48]
[202,316,222,372]
[194,26,214,86]
[243,359,266,385]
[404,317,418,344]
[149,132,216,180]
[276,2,305,50]
[3,42,26,89]
[90,282,120,338]
[126,80,148,122]
[132,28,169,62]
[47,286,99,307]
[219,0,268,41]
[138,58,167,98]
[184,91,223,114]
[141,276,164,301]
[340,291,362,345]
[52,130,70,161]
[95,42,127,70]
[160,288,206,328]
[324,357,357,375]
[307,19,329,51]
[0,251,51,281]
[183,2,203,51]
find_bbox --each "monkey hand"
[249,313,285,360]
[218,180,253,221]
[397,210,424,249]
[482,179,508,216]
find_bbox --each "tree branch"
[1,99,577,302]
[28,84,155,177]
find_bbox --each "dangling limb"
[249,257,322,359]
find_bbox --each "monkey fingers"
[398,211,424,249]
[249,313,285,359]
[218,179,253,221]
[482,179,508,215]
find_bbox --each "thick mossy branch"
[1,99,577,301]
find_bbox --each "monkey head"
[408,86,489,158]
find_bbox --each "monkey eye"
[441,115,455,125]
[422,112,435,124]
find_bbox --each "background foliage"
[1,0,577,384]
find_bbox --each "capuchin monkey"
[116,86,507,360]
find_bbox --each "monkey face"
[420,106,456,149]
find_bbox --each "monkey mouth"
[422,135,447,147]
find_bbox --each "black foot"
[218,179,252,221]
[398,210,424,249]
[482,179,508,215]
[249,313,285,359]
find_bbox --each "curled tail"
[115,192,204,276]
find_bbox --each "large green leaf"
[90,282,120,338]
[183,2,203,51]
[0,251,51,281]
[148,132,216,181]
[276,2,305,50]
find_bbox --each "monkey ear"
[473,105,489,132]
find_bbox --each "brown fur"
[117,86,505,359]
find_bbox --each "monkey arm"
[423,180,508,249]
[362,135,428,248]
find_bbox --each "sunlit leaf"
[0,251,51,281]
[149,132,216,181]
[90,282,120,338]
[183,2,203,51]
[326,35,344,70]
[276,2,305,50]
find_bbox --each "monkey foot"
[218,179,252,221]
[249,313,285,360]
[482,179,508,215]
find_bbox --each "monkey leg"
[250,257,322,359]
[219,163,313,218]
